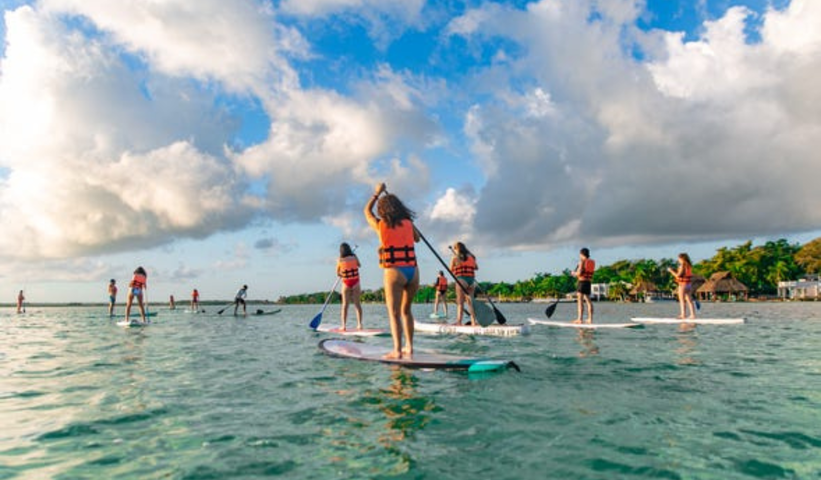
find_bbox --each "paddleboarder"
[233,285,248,316]
[450,242,478,326]
[668,253,697,320]
[571,248,595,324]
[191,288,200,312]
[365,182,419,359]
[433,271,448,318]
[337,242,363,330]
[16,290,25,314]
[124,267,148,323]
[107,279,117,317]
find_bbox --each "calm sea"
[1,302,819,479]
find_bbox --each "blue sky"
[1,0,819,304]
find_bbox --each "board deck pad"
[315,326,390,337]
[527,318,642,329]
[319,339,519,372]
[414,321,530,336]
[631,317,745,325]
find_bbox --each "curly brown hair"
[377,194,415,228]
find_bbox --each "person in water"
[107,279,118,317]
[16,290,25,314]
[571,248,595,324]
[365,182,419,359]
[450,242,478,326]
[433,270,448,317]
[124,267,148,323]
[233,285,248,316]
[337,242,363,330]
[191,288,200,312]
[169,295,176,310]
[668,253,697,320]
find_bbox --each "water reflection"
[674,328,700,366]
[373,368,436,447]
[576,330,599,357]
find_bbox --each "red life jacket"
[453,255,477,278]
[337,255,360,280]
[436,275,448,291]
[578,259,595,281]
[676,264,692,284]
[130,273,147,289]
[378,219,416,268]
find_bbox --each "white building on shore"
[778,275,821,300]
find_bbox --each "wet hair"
[340,242,354,257]
[110,279,116,283]
[242,285,248,289]
[678,253,692,267]
[377,193,415,228]
[134,266,147,276]
[439,270,444,275]
[580,248,590,258]
[454,242,473,262]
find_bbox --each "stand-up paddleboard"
[116,319,150,328]
[184,309,206,314]
[315,326,390,337]
[415,321,530,337]
[319,339,520,372]
[253,309,282,316]
[527,318,642,329]
[429,312,448,320]
[631,317,745,325]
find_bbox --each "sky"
[0,0,819,304]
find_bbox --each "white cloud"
[451,0,821,250]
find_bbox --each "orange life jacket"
[453,255,477,278]
[676,264,692,284]
[337,255,360,280]
[436,275,448,291]
[378,219,417,268]
[130,273,147,289]
[578,258,595,281]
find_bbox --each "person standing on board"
[107,279,118,317]
[365,182,420,359]
[451,243,478,326]
[124,267,148,323]
[191,289,200,312]
[169,295,176,310]
[16,290,25,314]
[337,242,363,330]
[571,248,595,324]
[233,285,248,316]
[433,271,449,318]
[668,253,697,320]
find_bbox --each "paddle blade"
[493,305,507,325]
[545,301,559,318]
[473,301,495,327]
[309,312,323,330]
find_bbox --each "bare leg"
[340,285,349,330]
[573,294,583,323]
[585,296,594,324]
[400,269,419,357]
[125,293,133,322]
[353,284,363,329]
[383,269,407,359]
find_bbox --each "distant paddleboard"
[415,321,530,337]
[631,317,745,325]
[116,319,150,328]
[253,309,282,316]
[527,318,642,329]
[315,326,390,337]
[318,339,520,372]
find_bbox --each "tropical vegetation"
[277,237,820,304]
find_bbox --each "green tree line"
[277,237,821,304]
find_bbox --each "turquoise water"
[1,302,820,479]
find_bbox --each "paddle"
[309,277,342,330]
[445,245,507,326]
[545,301,559,318]
[216,301,235,315]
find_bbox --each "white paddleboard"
[315,326,390,337]
[428,312,448,320]
[414,321,530,336]
[631,317,745,325]
[116,319,150,328]
[318,339,519,372]
[527,318,642,329]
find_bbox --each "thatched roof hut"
[697,271,748,300]
[630,279,659,295]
